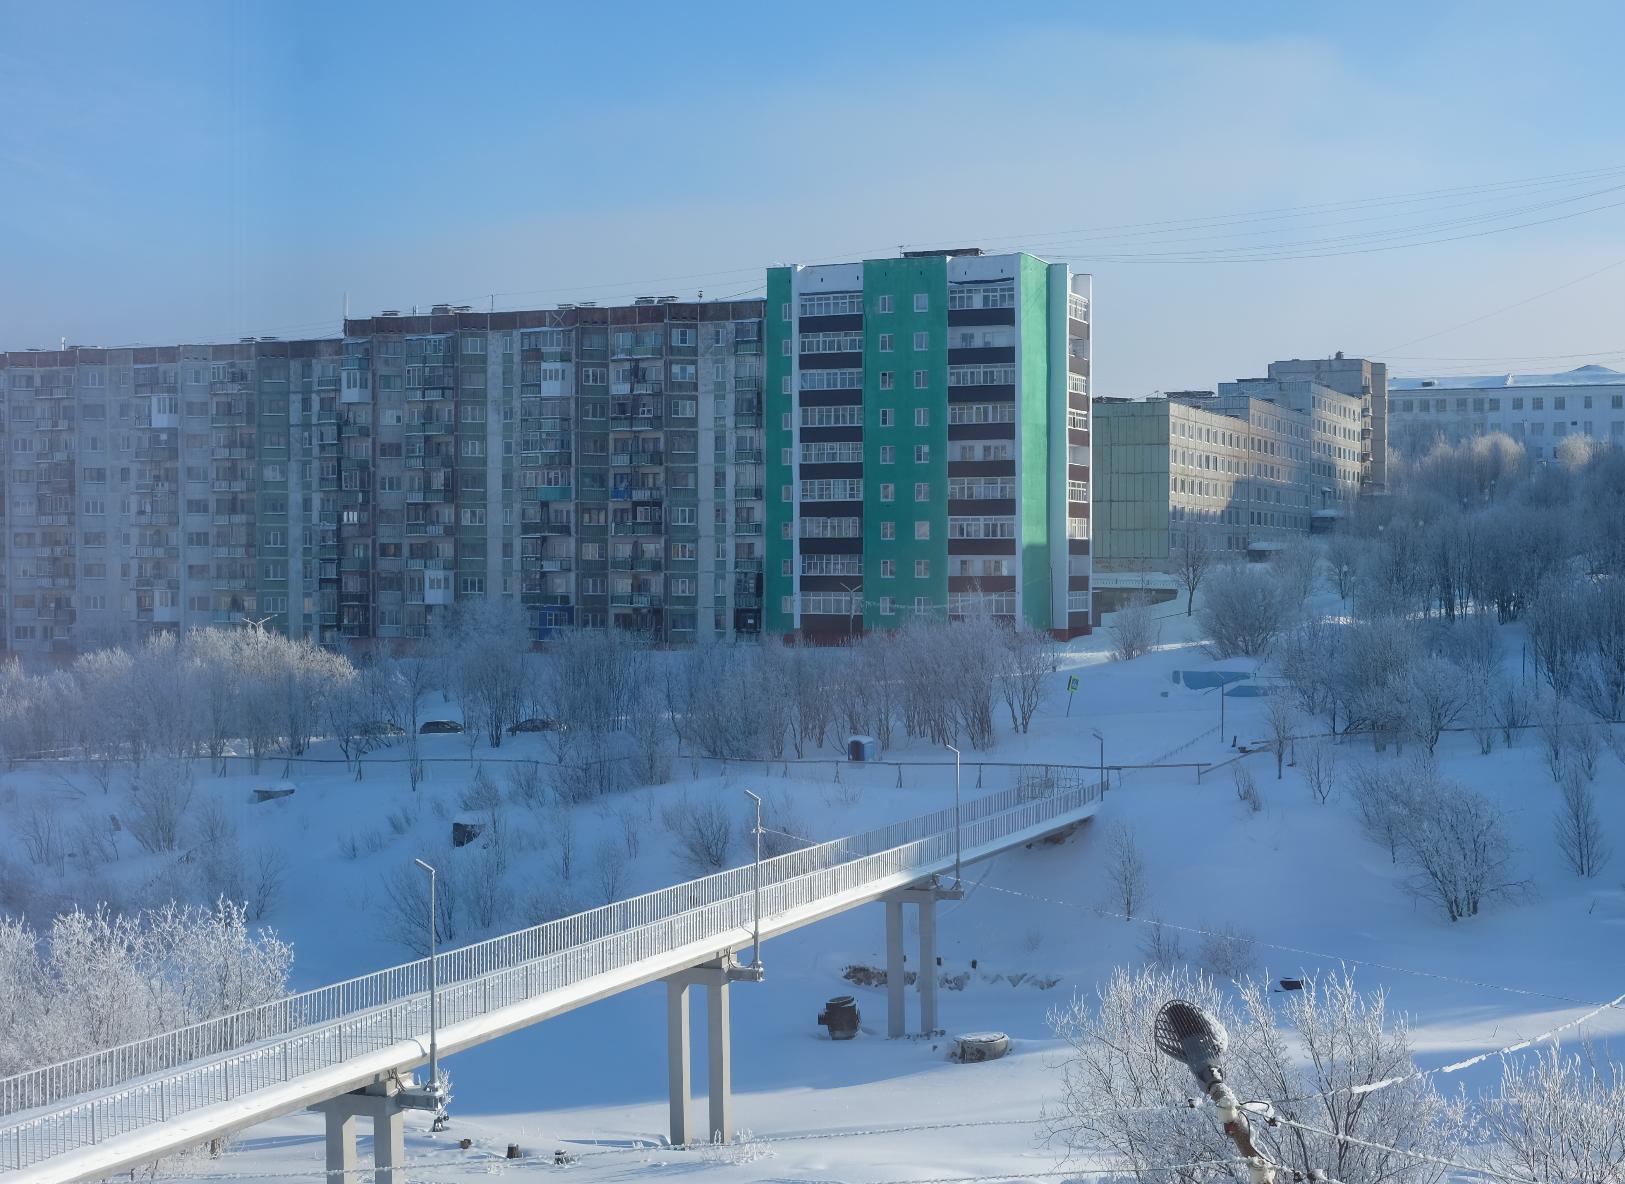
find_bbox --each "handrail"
[0,779,1101,1173]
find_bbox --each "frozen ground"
[6,597,1625,1183]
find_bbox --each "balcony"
[733,522,764,536]
[611,521,662,536]
[535,485,573,501]
[631,488,664,503]
[733,450,763,465]
[733,485,764,500]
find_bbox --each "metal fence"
[0,777,1101,1173]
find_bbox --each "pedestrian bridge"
[0,777,1102,1183]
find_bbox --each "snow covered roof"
[1390,364,1625,391]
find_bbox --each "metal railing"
[0,779,1099,1172]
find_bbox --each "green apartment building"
[765,250,1091,640]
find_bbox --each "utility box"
[847,735,878,762]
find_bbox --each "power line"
[1267,1114,1537,1184]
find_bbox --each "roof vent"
[430,304,454,315]
[634,297,657,306]
[453,305,473,313]
[380,310,401,318]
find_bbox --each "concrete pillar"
[884,898,906,1038]
[322,1110,357,1183]
[667,979,692,1147]
[918,892,938,1036]
[706,975,731,1143]
[373,1109,406,1184]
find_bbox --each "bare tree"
[998,623,1057,734]
[1483,1048,1625,1184]
[1404,780,1524,922]
[593,837,628,904]
[124,760,195,854]
[1404,654,1467,754]
[1301,741,1336,804]
[663,793,733,874]
[1266,693,1296,780]
[1555,767,1610,878]
[1493,680,1529,747]
[1233,765,1262,813]
[1199,564,1293,658]
[1172,529,1214,616]
[1103,822,1147,920]
[1109,594,1157,663]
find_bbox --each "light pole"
[1155,999,1275,1183]
[413,858,443,1119]
[743,790,763,971]
[944,744,961,885]
[1220,679,1228,744]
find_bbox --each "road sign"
[1065,674,1079,716]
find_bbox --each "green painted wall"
[764,267,794,634]
[1017,255,1052,630]
[862,256,947,628]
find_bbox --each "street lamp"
[1090,729,1104,793]
[944,744,961,885]
[413,857,446,1126]
[743,791,764,971]
[1155,999,1274,1183]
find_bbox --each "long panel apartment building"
[0,298,768,656]
[764,250,1093,639]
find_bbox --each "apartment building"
[1091,389,1342,608]
[0,298,766,657]
[1214,377,1366,512]
[1235,355,1389,491]
[764,250,1092,640]
[0,339,342,656]
[339,299,767,645]
[1388,365,1625,459]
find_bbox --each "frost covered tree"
[1483,1048,1625,1184]
[1046,966,1462,1184]
[1555,767,1610,878]
[1172,529,1214,616]
[1199,564,1293,658]
[1109,593,1156,663]
[1404,779,1524,921]
[1103,822,1147,920]
[998,622,1058,734]
[1403,653,1468,754]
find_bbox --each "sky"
[3,0,1625,396]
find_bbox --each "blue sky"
[3,0,1624,394]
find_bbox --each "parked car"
[507,717,560,735]
[419,719,463,735]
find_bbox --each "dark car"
[419,719,464,735]
[507,717,560,735]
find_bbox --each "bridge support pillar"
[882,880,961,1038]
[312,1081,408,1184]
[666,957,760,1147]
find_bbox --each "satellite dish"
[1155,999,1229,1088]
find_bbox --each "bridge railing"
[0,777,1100,1173]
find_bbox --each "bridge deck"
[0,779,1100,1183]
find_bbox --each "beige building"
[1091,389,1341,608]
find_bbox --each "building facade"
[1233,356,1389,492]
[1388,365,1625,459]
[1091,387,1350,608]
[0,298,767,657]
[763,250,1092,640]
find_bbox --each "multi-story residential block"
[0,298,766,656]
[1214,377,1366,512]
[764,250,1092,639]
[1091,387,1350,609]
[1387,364,1625,459]
[1220,355,1388,492]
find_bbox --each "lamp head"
[1154,999,1229,1088]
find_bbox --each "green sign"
[1067,676,1079,693]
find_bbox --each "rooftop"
[1390,364,1625,391]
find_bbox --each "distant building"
[1227,355,1389,491]
[1091,382,1359,609]
[1388,365,1625,459]
[763,250,1092,639]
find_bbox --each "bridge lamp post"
[1090,729,1104,793]
[413,857,444,1120]
[944,744,961,885]
[743,790,764,972]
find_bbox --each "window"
[949,477,1016,499]
[800,368,863,390]
[461,438,485,457]
[914,409,929,429]
[799,293,864,317]
[880,520,896,540]
[913,331,929,351]
[879,408,894,427]
[880,445,896,464]
[948,365,1016,386]
[879,596,896,615]
[913,370,928,389]
[798,516,861,538]
[460,575,485,594]
[671,327,695,347]
[801,440,863,464]
[800,478,863,501]
[948,282,1014,310]
[879,371,895,390]
[878,333,894,352]
[880,483,895,502]
[875,294,893,314]
[913,293,928,312]
[800,331,864,354]
[800,591,855,616]
[949,403,1015,425]
[914,559,930,578]
[914,521,930,540]
[949,516,1016,539]
[880,559,896,578]
[914,482,930,501]
[800,404,863,427]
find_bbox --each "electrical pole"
[413,857,447,1128]
[1090,728,1104,792]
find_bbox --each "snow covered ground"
[6,597,1625,1183]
